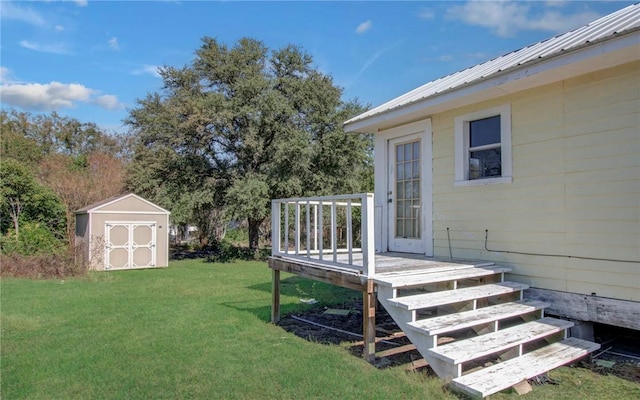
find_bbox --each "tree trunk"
[248,217,263,255]
[8,199,21,239]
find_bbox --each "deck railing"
[271,193,375,276]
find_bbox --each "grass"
[2,259,639,399]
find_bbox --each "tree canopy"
[0,109,127,254]
[126,37,372,250]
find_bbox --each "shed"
[75,193,170,270]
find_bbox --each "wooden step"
[450,337,600,398]
[374,266,511,288]
[427,317,573,365]
[407,300,548,336]
[387,281,528,311]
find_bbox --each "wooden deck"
[270,252,494,280]
[268,252,497,363]
[269,252,600,397]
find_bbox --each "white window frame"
[454,104,512,186]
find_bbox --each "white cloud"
[108,37,119,50]
[418,9,435,20]
[0,81,123,111]
[356,41,403,77]
[131,65,161,78]
[74,0,89,7]
[55,25,65,32]
[0,2,46,26]
[446,0,600,38]
[92,95,122,110]
[0,67,15,84]
[20,40,71,55]
[355,20,372,34]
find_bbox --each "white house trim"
[454,104,513,186]
[374,119,433,256]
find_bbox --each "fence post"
[271,200,280,256]
[362,193,375,276]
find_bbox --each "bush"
[0,222,63,256]
[0,246,87,279]
[206,239,269,263]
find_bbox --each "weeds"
[0,246,87,279]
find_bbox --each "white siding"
[430,61,640,301]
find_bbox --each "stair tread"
[451,337,600,398]
[408,300,549,336]
[374,266,512,288]
[388,281,528,310]
[427,317,573,364]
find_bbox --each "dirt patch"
[279,300,640,383]
[278,299,429,370]
[580,324,640,384]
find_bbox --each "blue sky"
[1,0,636,133]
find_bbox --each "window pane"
[397,145,404,162]
[413,201,421,237]
[405,181,412,199]
[412,181,420,199]
[396,182,404,200]
[470,115,501,147]
[412,160,420,179]
[397,163,404,180]
[469,148,502,179]
[404,161,412,180]
[413,142,420,160]
[405,143,412,162]
[405,220,413,239]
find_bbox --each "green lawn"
[2,259,639,399]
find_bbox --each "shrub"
[0,222,63,256]
[0,246,87,279]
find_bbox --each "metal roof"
[345,3,640,130]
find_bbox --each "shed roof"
[344,3,640,132]
[75,193,170,215]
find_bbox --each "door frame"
[374,119,433,255]
[104,221,157,270]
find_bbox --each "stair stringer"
[376,285,456,379]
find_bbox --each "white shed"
[75,193,171,270]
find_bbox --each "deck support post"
[363,278,376,363]
[271,268,281,323]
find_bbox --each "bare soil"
[278,300,640,384]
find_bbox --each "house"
[75,193,171,271]
[269,4,639,398]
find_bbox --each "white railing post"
[284,202,289,254]
[362,193,375,276]
[313,204,318,251]
[346,199,353,265]
[271,200,280,255]
[305,200,311,258]
[294,202,300,255]
[318,201,324,261]
[331,201,337,263]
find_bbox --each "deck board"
[271,252,494,276]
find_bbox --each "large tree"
[126,37,371,251]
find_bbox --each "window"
[454,105,512,186]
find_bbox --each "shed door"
[105,222,156,270]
